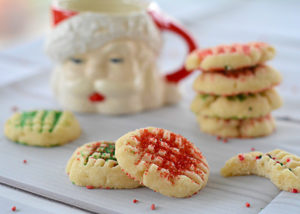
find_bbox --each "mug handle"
[148,9,198,83]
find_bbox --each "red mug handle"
[148,9,198,83]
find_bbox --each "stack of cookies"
[185,42,283,138]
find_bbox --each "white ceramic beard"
[51,39,181,115]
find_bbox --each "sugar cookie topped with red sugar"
[186,42,276,71]
[115,127,209,198]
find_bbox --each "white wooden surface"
[0,0,300,213]
[0,185,87,214]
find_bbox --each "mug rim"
[52,0,151,15]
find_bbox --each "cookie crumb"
[245,202,250,208]
[150,204,156,210]
[11,206,16,211]
[238,154,245,161]
[133,199,138,203]
[23,160,27,164]
[292,188,298,193]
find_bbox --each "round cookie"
[191,89,282,119]
[196,114,275,138]
[186,42,275,71]
[66,141,140,189]
[115,127,209,198]
[4,110,81,147]
[193,65,282,96]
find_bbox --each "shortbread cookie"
[191,89,282,119]
[196,114,275,138]
[4,110,81,147]
[193,65,282,96]
[186,42,275,71]
[66,141,140,189]
[221,149,300,192]
[115,127,209,198]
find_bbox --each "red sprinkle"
[223,139,228,143]
[133,199,138,203]
[86,186,94,189]
[217,136,222,141]
[11,206,16,211]
[245,202,250,208]
[238,154,245,161]
[151,204,156,210]
[292,189,298,193]
[286,158,291,163]
[23,160,27,164]
[251,147,255,151]
[11,106,18,112]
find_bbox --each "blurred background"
[0,0,299,114]
[0,0,51,49]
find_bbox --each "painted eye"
[70,58,84,64]
[110,58,124,63]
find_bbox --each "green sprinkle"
[236,94,247,102]
[280,163,283,166]
[200,94,210,101]
[289,168,292,172]
[248,107,253,111]
[72,181,75,185]
[49,111,62,133]
[224,65,231,71]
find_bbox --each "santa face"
[52,39,177,114]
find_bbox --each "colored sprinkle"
[151,204,156,210]
[251,147,255,151]
[287,158,291,162]
[256,155,262,160]
[11,206,16,211]
[133,199,139,203]
[292,189,298,193]
[223,139,228,143]
[86,186,94,189]
[23,160,27,164]
[245,202,250,208]
[238,154,245,161]
[272,157,276,160]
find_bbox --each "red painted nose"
[89,92,105,102]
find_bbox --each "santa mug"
[46,0,197,115]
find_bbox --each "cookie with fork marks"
[66,141,140,189]
[115,127,209,198]
[4,110,81,147]
[221,149,300,192]
[186,42,275,71]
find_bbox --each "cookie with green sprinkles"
[221,149,300,193]
[4,110,81,147]
[66,141,141,189]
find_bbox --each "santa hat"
[45,12,162,62]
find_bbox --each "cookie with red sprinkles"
[66,141,140,189]
[192,65,282,96]
[115,127,209,198]
[221,149,300,192]
[185,42,275,72]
